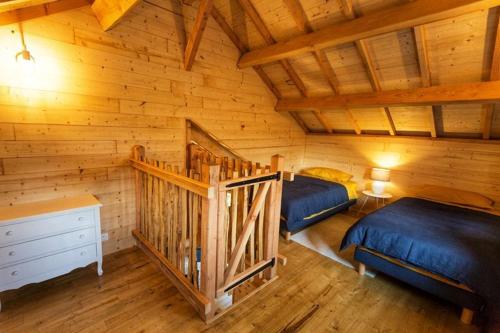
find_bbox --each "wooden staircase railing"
[130,145,285,321]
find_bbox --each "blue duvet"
[281,175,351,232]
[341,197,500,329]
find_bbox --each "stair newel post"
[132,145,146,233]
[264,155,284,280]
[200,163,220,319]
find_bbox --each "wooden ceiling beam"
[0,0,90,25]
[211,5,309,134]
[184,0,213,70]
[414,25,438,138]
[283,0,340,94]
[482,9,499,139]
[289,112,311,133]
[237,0,308,98]
[91,0,141,31]
[0,0,58,13]
[238,0,499,68]
[339,0,396,136]
[211,7,281,97]
[345,109,361,134]
[313,110,334,133]
[275,81,500,110]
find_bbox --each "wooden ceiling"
[1,0,499,140]
[207,0,500,140]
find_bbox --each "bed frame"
[282,199,356,242]
[355,246,485,325]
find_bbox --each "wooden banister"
[131,145,285,321]
[129,158,214,198]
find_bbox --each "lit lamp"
[15,23,36,75]
[370,168,390,195]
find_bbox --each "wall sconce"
[15,23,36,75]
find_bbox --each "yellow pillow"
[415,185,494,210]
[342,180,358,200]
[301,167,353,183]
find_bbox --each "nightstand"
[356,190,393,216]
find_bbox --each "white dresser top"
[0,195,102,224]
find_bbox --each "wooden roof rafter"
[282,0,346,134]
[276,80,500,110]
[236,0,308,98]
[235,0,310,133]
[481,9,500,139]
[238,0,500,68]
[413,25,439,138]
[91,0,142,31]
[210,4,310,134]
[338,0,396,136]
[184,0,214,70]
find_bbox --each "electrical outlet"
[101,233,109,241]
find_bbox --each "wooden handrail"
[129,158,215,198]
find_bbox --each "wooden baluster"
[249,165,257,274]
[131,146,145,235]
[192,173,201,289]
[240,167,249,273]
[172,166,180,271]
[264,155,284,280]
[200,164,220,316]
[216,174,228,297]
[256,168,265,278]
[166,165,173,263]
[230,170,239,263]
[181,188,188,275]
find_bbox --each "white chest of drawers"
[0,195,103,311]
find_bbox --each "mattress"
[281,175,355,233]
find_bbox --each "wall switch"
[101,233,109,241]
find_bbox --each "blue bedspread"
[282,175,351,232]
[341,197,500,329]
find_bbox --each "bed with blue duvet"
[341,197,500,330]
[281,175,357,234]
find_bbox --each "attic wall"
[0,1,305,254]
[304,136,500,209]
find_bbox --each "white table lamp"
[371,168,390,195]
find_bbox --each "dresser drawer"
[0,210,95,246]
[0,244,97,286]
[0,228,96,267]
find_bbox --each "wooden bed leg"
[460,308,474,325]
[358,263,366,276]
[277,253,287,266]
[284,231,291,243]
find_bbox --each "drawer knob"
[11,271,18,276]
[5,231,13,236]
[80,251,87,256]
[9,251,15,256]
[79,234,86,239]
[78,217,85,221]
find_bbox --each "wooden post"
[358,263,366,276]
[132,145,145,232]
[200,164,219,318]
[264,155,284,280]
[216,183,227,297]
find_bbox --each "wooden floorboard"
[0,238,479,332]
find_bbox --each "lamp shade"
[371,168,390,182]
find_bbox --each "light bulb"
[16,49,36,76]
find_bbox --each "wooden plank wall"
[304,136,500,209]
[0,1,305,254]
